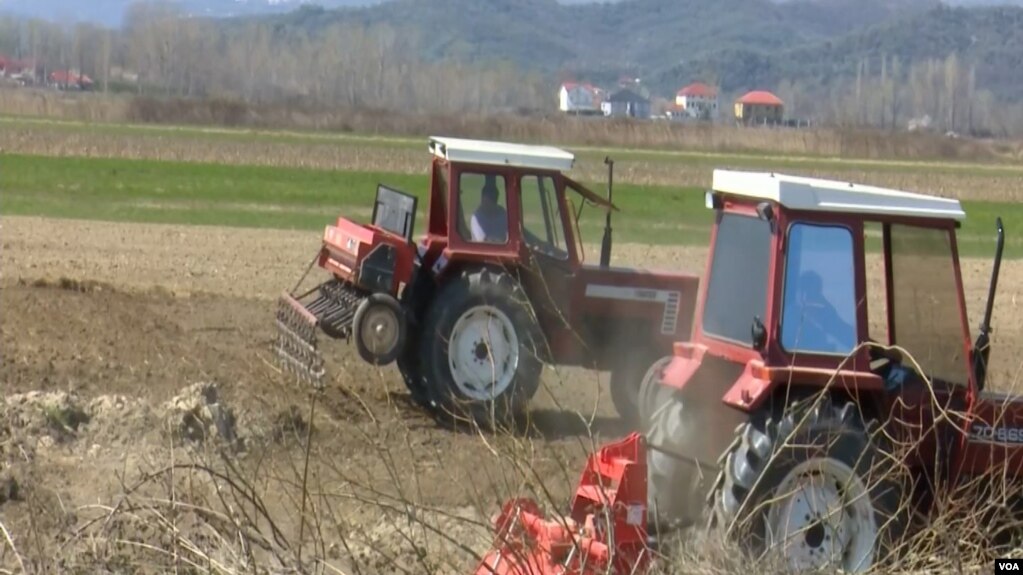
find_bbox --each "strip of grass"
[5,115,1023,178]
[0,153,1014,257]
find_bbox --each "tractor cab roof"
[711,169,966,222]
[428,136,576,172]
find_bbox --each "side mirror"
[752,316,767,351]
[757,201,777,233]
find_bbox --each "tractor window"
[457,172,508,245]
[520,175,568,260]
[702,213,772,346]
[889,225,970,385]
[780,223,858,356]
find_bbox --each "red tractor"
[474,169,1012,574]
[274,136,699,427]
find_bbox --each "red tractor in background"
[474,169,1015,574]
[274,136,700,427]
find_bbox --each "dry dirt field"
[2,215,1023,574]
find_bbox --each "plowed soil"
[2,215,1022,573]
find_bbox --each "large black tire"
[710,398,910,572]
[610,353,670,428]
[419,266,544,429]
[396,271,432,409]
[643,377,718,535]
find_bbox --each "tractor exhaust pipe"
[600,156,614,268]
[973,216,1004,391]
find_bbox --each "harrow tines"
[273,291,327,391]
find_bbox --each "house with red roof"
[49,69,94,91]
[674,82,719,120]
[558,81,603,115]
[734,90,784,125]
[0,56,36,81]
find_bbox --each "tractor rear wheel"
[610,353,670,428]
[710,399,909,572]
[419,267,544,429]
[396,272,432,409]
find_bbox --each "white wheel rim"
[447,305,520,401]
[766,457,878,573]
[360,305,400,356]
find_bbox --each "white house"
[675,82,719,120]
[558,82,602,115]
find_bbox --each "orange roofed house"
[674,82,719,120]
[734,90,784,125]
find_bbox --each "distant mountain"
[0,0,381,27]
[1,0,1021,28]
[255,0,1022,105]
[261,0,939,82]
[649,3,1023,98]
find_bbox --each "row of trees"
[0,4,551,114]
[2,3,1022,137]
[775,53,1023,137]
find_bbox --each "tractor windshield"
[702,212,773,346]
[889,224,970,385]
[521,174,569,259]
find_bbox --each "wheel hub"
[360,305,400,356]
[447,305,520,401]
[767,458,877,573]
[474,340,490,361]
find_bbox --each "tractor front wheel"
[352,293,406,366]
[711,399,909,572]
[419,267,544,429]
[611,354,671,428]
[643,377,715,534]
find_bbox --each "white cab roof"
[711,169,966,221]
[428,136,575,172]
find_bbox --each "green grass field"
[0,152,1016,257]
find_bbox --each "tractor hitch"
[273,279,366,389]
[475,432,652,575]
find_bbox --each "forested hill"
[263,0,1023,103]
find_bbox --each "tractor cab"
[419,136,616,272]
[660,169,996,396]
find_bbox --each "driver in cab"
[471,177,508,243]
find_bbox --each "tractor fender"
[659,343,770,414]
[721,361,889,416]
[429,252,521,285]
[720,359,773,412]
